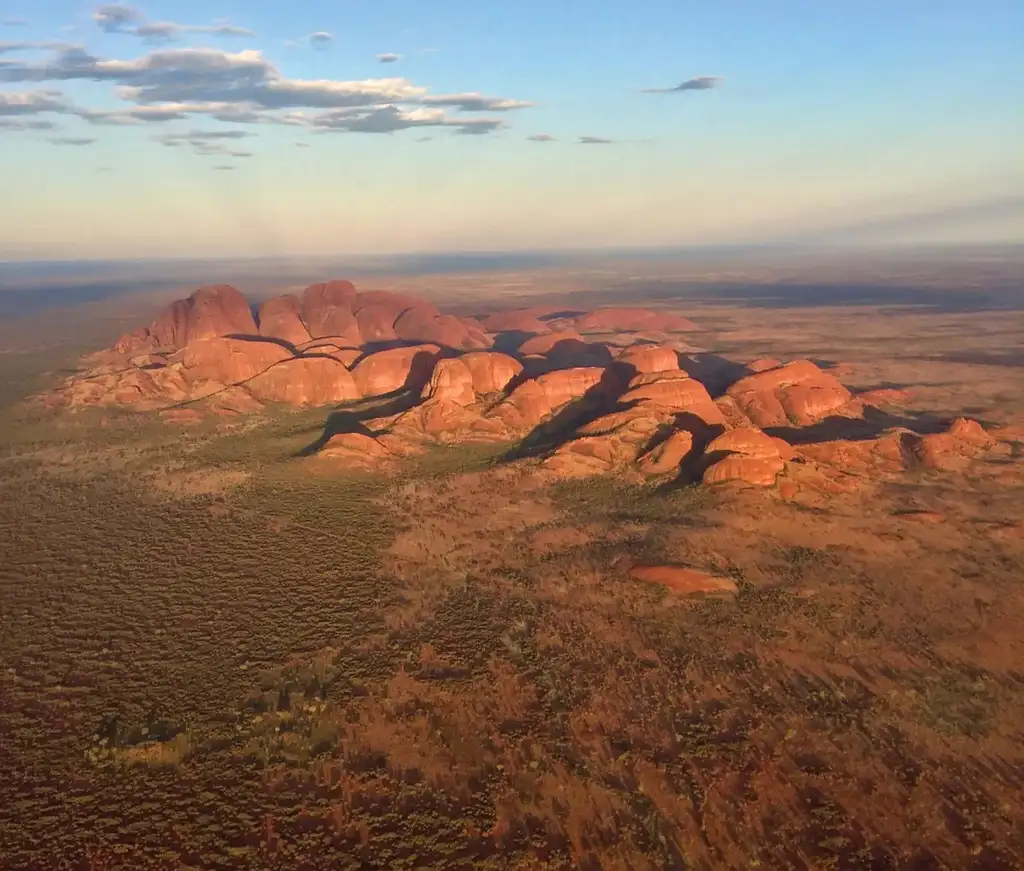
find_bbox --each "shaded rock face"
[258,295,311,347]
[116,284,258,353]
[177,337,292,387]
[726,360,854,427]
[422,358,476,406]
[57,280,1003,491]
[352,345,441,398]
[301,281,360,343]
[247,357,360,407]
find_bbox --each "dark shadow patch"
[297,393,422,457]
[677,353,750,395]
[224,332,299,355]
[501,368,625,462]
[764,408,951,446]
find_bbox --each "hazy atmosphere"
[2,0,1022,259]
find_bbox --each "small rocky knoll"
[41,280,1017,490]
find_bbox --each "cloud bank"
[0,42,530,136]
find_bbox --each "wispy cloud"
[93,4,139,33]
[153,128,254,156]
[306,104,504,135]
[92,4,252,42]
[579,135,613,145]
[641,75,723,94]
[50,136,96,145]
[0,89,71,115]
[3,18,29,27]
[213,164,235,170]
[0,41,74,54]
[134,21,254,43]
[0,117,57,131]
[309,31,333,49]
[377,53,400,63]
[421,92,531,112]
[527,133,555,142]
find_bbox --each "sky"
[0,0,1022,260]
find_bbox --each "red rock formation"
[746,358,782,373]
[394,308,491,350]
[726,359,853,427]
[858,388,912,407]
[703,455,786,486]
[518,331,586,356]
[575,307,698,334]
[621,371,725,426]
[701,426,788,486]
[301,280,360,343]
[258,294,312,347]
[351,344,442,397]
[113,326,153,355]
[617,345,680,375]
[354,290,433,317]
[478,309,552,333]
[460,351,523,396]
[914,418,995,470]
[636,430,694,476]
[705,427,781,459]
[178,336,292,386]
[354,303,401,343]
[391,398,490,439]
[246,357,361,406]
[421,357,476,406]
[299,341,362,367]
[116,284,258,352]
[489,366,610,429]
[319,432,395,465]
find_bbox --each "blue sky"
[1,0,1021,259]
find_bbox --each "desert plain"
[1,249,1022,870]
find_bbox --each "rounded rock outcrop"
[258,294,312,347]
[351,344,442,397]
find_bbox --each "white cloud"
[153,128,254,156]
[527,133,555,142]
[579,135,613,144]
[309,32,333,49]
[377,53,400,63]
[50,136,96,145]
[3,18,29,27]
